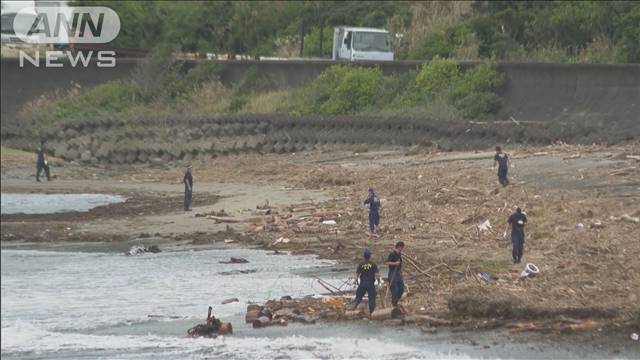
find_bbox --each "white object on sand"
[520,263,540,278]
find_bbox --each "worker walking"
[505,207,528,263]
[364,187,381,235]
[494,146,510,186]
[350,249,381,314]
[385,241,405,308]
[36,140,50,182]
[183,164,193,211]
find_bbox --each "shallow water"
[0,193,125,214]
[1,245,633,360]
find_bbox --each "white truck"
[332,26,393,61]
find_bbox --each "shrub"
[294,65,383,114]
[410,31,454,60]
[227,96,249,113]
[320,67,383,114]
[452,92,502,119]
[303,27,333,58]
[415,56,460,97]
[451,61,504,118]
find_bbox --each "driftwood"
[401,254,433,278]
[344,309,365,319]
[371,307,402,321]
[253,316,288,328]
[208,215,246,223]
[411,315,453,326]
[219,257,249,264]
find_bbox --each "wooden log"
[412,315,453,326]
[245,309,261,323]
[370,307,402,321]
[344,309,365,319]
[253,317,288,328]
[208,216,247,223]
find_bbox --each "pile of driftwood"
[187,306,233,338]
[205,204,342,236]
[245,295,454,329]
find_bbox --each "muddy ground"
[1,143,639,341]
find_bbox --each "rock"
[221,298,239,305]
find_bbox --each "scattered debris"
[270,237,291,246]
[224,239,237,244]
[219,269,257,276]
[125,245,161,256]
[631,333,639,341]
[520,263,540,278]
[221,298,239,305]
[610,214,640,223]
[322,220,337,225]
[478,220,492,233]
[478,272,491,283]
[219,257,249,264]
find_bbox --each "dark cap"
[363,248,372,259]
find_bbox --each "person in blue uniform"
[493,146,510,186]
[385,241,405,307]
[183,165,193,211]
[36,140,50,182]
[364,187,381,235]
[350,249,381,314]
[505,207,528,263]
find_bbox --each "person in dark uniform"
[36,141,50,182]
[183,165,193,211]
[350,249,381,314]
[385,241,405,307]
[364,187,381,235]
[505,207,528,263]
[493,146,510,186]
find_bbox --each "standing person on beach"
[350,249,381,314]
[364,187,381,235]
[385,241,405,308]
[494,146,510,186]
[36,140,50,182]
[183,164,193,211]
[504,207,527,263]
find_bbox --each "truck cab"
[332,26,393,61]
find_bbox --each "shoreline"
[2,144,639,348]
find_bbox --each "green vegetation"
[73,1,639,64]
[19,49,505,132]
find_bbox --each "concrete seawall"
[3,112,633,165]
[2,58,639,140]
